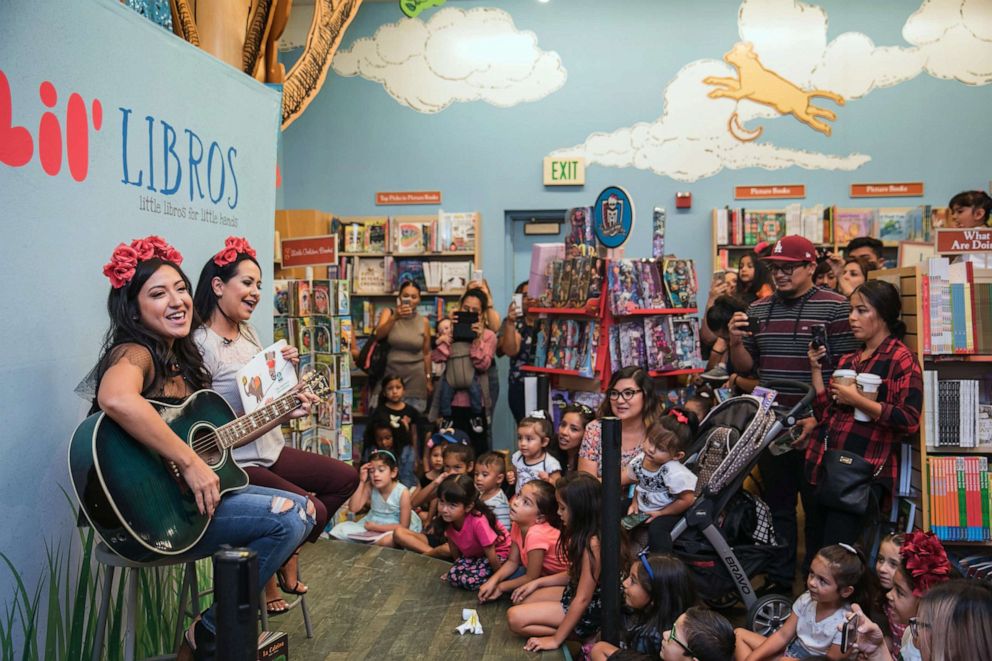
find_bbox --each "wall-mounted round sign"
[593,186,634,248]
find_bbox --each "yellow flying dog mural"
[704,42,845,142]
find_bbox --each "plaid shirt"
[804,335,923,495]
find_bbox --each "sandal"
[179,619,216,661]
[266,598,290,616]
[275,553,308,595]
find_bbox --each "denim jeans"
[178,485,314,634]
[437,379,483,416]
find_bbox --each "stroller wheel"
[747,593,791,635]
[703,592,740,610]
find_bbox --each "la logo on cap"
[774,241,784,253]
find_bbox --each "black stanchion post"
[214,548,258,661]
[536,373,549,412]
[600,416,622,645]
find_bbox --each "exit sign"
[543,157,585,186]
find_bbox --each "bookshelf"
[336,213,481,419]
[524,257,705,393]
[876,262,992,543]
[711,204,944,271]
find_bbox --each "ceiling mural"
[331,7,567,113]
[550,0,992,182]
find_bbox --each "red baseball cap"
[761,235,816,263]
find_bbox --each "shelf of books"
[712,204,945,270]
[524,247,705,392]
[272,278,356,464]
[886,259,992,544]
[336,212,481,418]
[922,259,992,544]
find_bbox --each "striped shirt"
[742,286,858,407]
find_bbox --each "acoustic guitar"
[68,372,330,562]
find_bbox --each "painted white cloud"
[332,7,566,113]
[553,0,992,182]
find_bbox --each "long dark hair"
[460,287,489,311]
[433,474,505,542]
[597,366,663,432]
[737,251,772,303]
[192,252,261,325]
[556,472,603,582]
[92,259,210,409]
[521,479,561,529]
[851,279,907,341]
[625,554,697,653]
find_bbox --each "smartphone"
[513,293,524,312]
[748,316,761,336]
[621,512,649,531]
[399,295,414,305]
[471,269,484,282]
[810,324,828,350]
[840,613,860,653]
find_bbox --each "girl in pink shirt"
[478,481,566,603]
[436,474,510,590]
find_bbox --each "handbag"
[815,432,884,515]
[357,335,389,386]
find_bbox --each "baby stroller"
[668,380,814,634]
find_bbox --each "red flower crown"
[213,236,256,267]
[103,235,183,289]
[900,530,951,596]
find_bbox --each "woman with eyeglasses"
[578,366,664,480]
[846,579,992,661]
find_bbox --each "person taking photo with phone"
[430,287,497,456]
[372,280,433,412]
[728,235,859,596]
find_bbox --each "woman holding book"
[92,236,315,657]
[372,279,433,412]
[802,279,922,568]
[193,237,359,616]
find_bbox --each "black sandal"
[275,553,308,595]
[181,619,216,661]
[266,598,290,616]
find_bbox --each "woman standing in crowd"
[92,236,314,657]
[578,367,664,480]
[193,237,359,616]
[838,256,870,298]
[372,280,432,411]
[431,287,497,455]
[498,281,540,424]
[803,279,922,563]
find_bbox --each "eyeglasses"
[666,625,696,658]
[767,262,807,275]
[908,616,931,640]
[608,388,643,402]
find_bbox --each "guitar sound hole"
[191,426,223,467]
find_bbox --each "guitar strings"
[186,380,324,454]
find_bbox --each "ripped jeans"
[178,485,314,635]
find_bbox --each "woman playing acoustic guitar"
[91,236,316,659]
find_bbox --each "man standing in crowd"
[844,236,885,270]
[728,235,858,595]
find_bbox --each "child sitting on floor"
[511,412,562,494]
[478,480,565,604]
[475,452,511,531]
[395,441,475,559]
[590,553,697,660]
[434,474,510,591]
[734,543,872,660]
[329,450,420,547]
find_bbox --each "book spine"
[957,457,967,541]
[982,458,991,541]
[922,274,932,355]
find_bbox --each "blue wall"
[0,0,280,634]
[281,0,992,448]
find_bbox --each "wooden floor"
[274,540,567,660]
